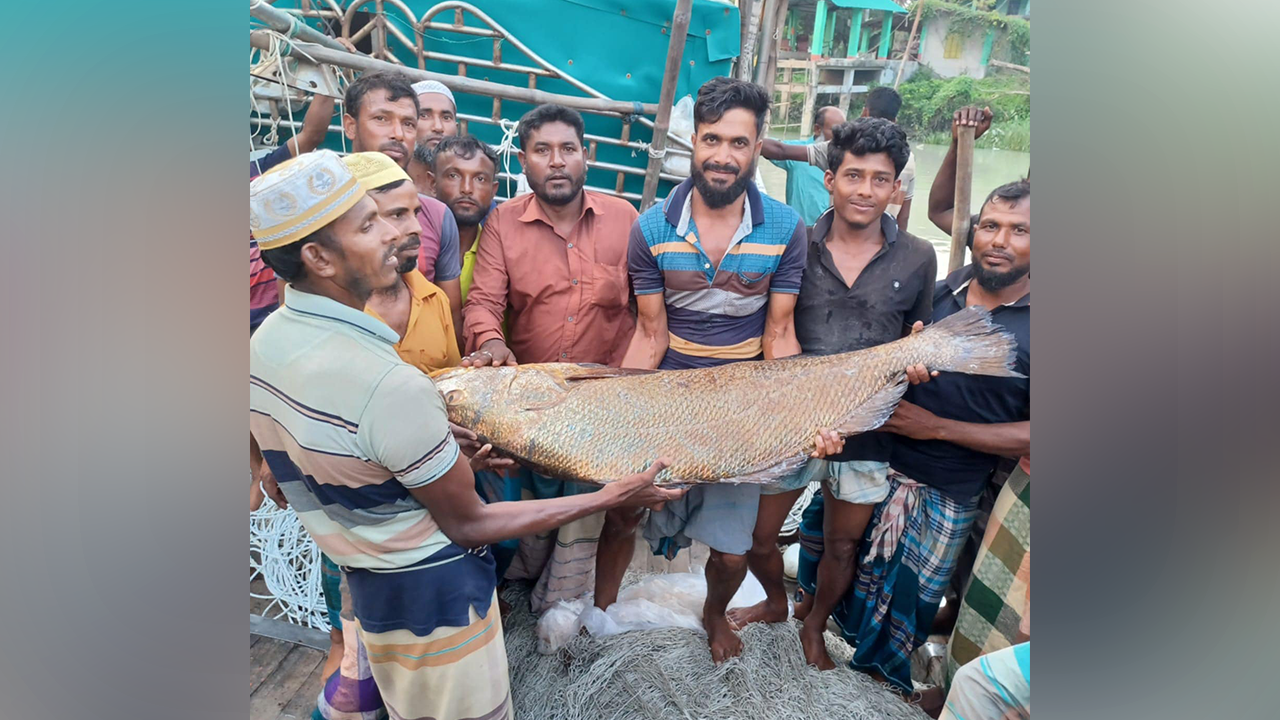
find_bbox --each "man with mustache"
[619,76,809,663]
[341,152,462,373]
[461,104,642,614]
[343,71,464,349]
[726,118,939,673]
[406,80,460,197]
[429,135,500,303]
[793,178,1030,695]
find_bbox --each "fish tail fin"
[918,306,1025,378]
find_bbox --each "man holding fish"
[614,76,812,663]
[726,117,941,672]
[249,150,684,720]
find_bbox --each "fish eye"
[444,390,464,404]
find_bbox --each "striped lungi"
[826,472,980,693]
[344,544,511,720]
[315,571,384,720]
[502,468,605,614]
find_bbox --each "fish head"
[430,365,518,426]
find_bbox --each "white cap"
[411,80,456,109]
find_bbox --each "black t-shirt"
[890,265,1030,501]
[794,210,938,463]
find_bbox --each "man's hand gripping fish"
[433,306,1022,485]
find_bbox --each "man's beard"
[448,202,487,227]
[973,259,1029,291]
[691,158,755,209]
[396,255,418,275]
[529,169,585,207]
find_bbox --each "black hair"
[431,134,499,173]
[694,76,770,137]
[259,227,338,283]
[827,117,910,176]
[344,71,419,120]
[517,104,585,149]
[978,178,1031,221]
[864,86,902,121]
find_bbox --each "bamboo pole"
[248,31,661,117]
[249,0,348,53]
[737,0,759,81]
[948,124,975,273]
[640,0,694,210]
[894,0,924,88]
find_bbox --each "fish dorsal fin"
[509,364,656,412]
[832,374,910,436]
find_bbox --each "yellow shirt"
[366,269,461,374]
[459,223,482,305]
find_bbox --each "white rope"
[249,480,331,631]
[493,117,522,198]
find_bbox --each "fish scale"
[434,307,1022,485]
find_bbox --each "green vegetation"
[894,71,1030,152]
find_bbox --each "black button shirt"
[890,265,1031,501]
[794,210,938,463]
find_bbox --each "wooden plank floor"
[250,633,328,720]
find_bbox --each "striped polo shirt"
[628,177,807,369]
[250,287,461,571]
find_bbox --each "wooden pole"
[948,125,975,273]
[249,31,661,117]
[754,0,780,86]
[895,0,924,88]
[640,0,694,211]
[737,0,758,81]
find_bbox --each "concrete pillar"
[848,10,863,57]
[878,11,892,59]
[810,0,828,59]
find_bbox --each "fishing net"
[249,488,331,631]
[501,577,930,720]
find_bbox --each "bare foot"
[792,588,815,621]
[704,612,744,664]
[726,598,789,629]
[799,620,836,670]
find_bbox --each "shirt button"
[567,243,574,249]
[561,352,568,358]
[893,280,900,289]
[571,279,578,285]
[567,316,574,322]
[704,263,711,269]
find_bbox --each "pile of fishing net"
[501,575,929,720]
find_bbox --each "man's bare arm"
[285,95,336,157]
[409,457,683,548]
[762,292,800,359]
[620,294,669,370]
[761,138,809,163]
[927,106,992,235]
[883,400,1030,458]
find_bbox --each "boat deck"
[250,632,328,720]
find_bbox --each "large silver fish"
[434,306,1021,485]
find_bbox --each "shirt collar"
[401,269,442,301]
[809,209,899,246]
[945,265,1031,308]
[284,286,401,344]
[666,178,763,251]
[517,189,601,226]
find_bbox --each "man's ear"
[300,241,338,279]
[516,149,526,168]
[824,169,835,194]
[342,113,357,141]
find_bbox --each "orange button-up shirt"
[366,269,461,374]
[463,190,637,365]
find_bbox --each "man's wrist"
[479,338,507,352]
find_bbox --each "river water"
[758,144,1031,277]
